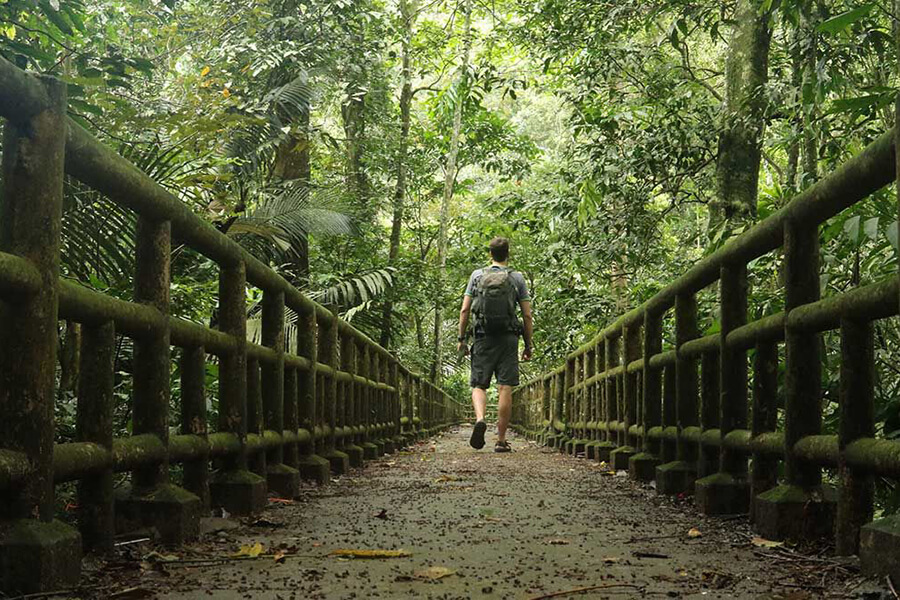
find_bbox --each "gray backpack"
[471,268,519,335]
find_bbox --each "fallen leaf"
[602,556,619,564]
[687,528,702,538]
[434,475,459,483]
[268,497,294,505]
[329,549,412,559]
[273,550,287,564]
[545,538,571,545]
[142,551,178,562]
[374,509,388,519]
[233,542,264,558]
[751,536,784,548]
[414,566,455,580]
[312,542,322,547]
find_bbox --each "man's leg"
[497,385,512,443]
[472,386,487,422]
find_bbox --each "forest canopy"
[2,0,899,447]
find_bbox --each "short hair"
[489,237,509,262]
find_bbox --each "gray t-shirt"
[464,266,530,301]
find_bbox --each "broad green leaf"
[863,217,879,241]
[843,215,860,245]
[818,4,875,34]
[888,220,899,252]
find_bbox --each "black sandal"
[470,420,487,449]
[494,441,511,453]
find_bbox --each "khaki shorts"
[470,333,519,388]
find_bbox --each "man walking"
[457,237,533,452]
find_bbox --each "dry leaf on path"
[751,536,784,548]
[329,549,412,559]
[414,566,456,580]
[268,497,294,505]
[232,542,264,558]
[687,528,702,538]
[434,475,459,483]
[273,550,287,564]
[110,588,156,599]
[602,556,619,564]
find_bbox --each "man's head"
[489,237,510,263]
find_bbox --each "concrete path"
[86,426,886,599]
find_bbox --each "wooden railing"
[0,58,464,595]
[513,116,900,581]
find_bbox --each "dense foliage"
[2,0,899,509]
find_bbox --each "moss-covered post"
[660,363,676,465]
[261,290,300,496]
[317,313,348,474]
[210,262,266,515]
[658,293,698,494]
[77,321,115,553]
[699,350,721,478]
[295,307,329,483]
[611,325,639,470]
[630,310,662,480]
[697,264,750,514]
[755,220,835,539]
[540,376,551,445]
[601,334,620,462]
[585,346,601,459]
[836,318,874,555]
[180,346,210,510]
[749,341,777,523]
[359,346,379,458]
[858,54,900,577]
[118,214,201,539]
[0,73,82,595]
[247,357,266,478]
[341,333,364,466]
[389,360,404,452]
[565,354,580,455]
[370,351,387,454]
[283,365,299,470]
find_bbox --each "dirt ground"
[67,425,894,600]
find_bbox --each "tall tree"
[380,0,418,347]
[432,0,473,381]
[709,0,773,232]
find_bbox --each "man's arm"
[520,299,533,360]
[457,296,472,356]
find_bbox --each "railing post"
[599,335,619,462]
[283,358,300,472]
[630,310,662,480]
[660,363,676,465]
[540,376,551,445]
[836,318,874,555]
[319,313,349,474]
[549,370,564,448]
[180,346,210,510]
[247,356,266,478]
[658,293,699,493]
[295,307,329,483]
[697,264,750,514]
[611,324,639,469]
[749,341,776,522]
[565,354,582,455]
[755,219,835,539]
[699,349,721,478]
[0,73,82,595]
[262,290,300,496]
[341,333,364,466]
[119,214,202,537]
[359,346,380,458]
[210,261,266,515]
[77,321,116,553]
[585,346,600,459]
[389,360,403,451]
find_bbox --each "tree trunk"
[380,0,417,348]
[272,106,311,286]
[58,320,81,395]
[342,77,369,220]
[431,0,472,382]
[709,0,772,233]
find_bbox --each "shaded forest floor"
[68,426,894,599]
